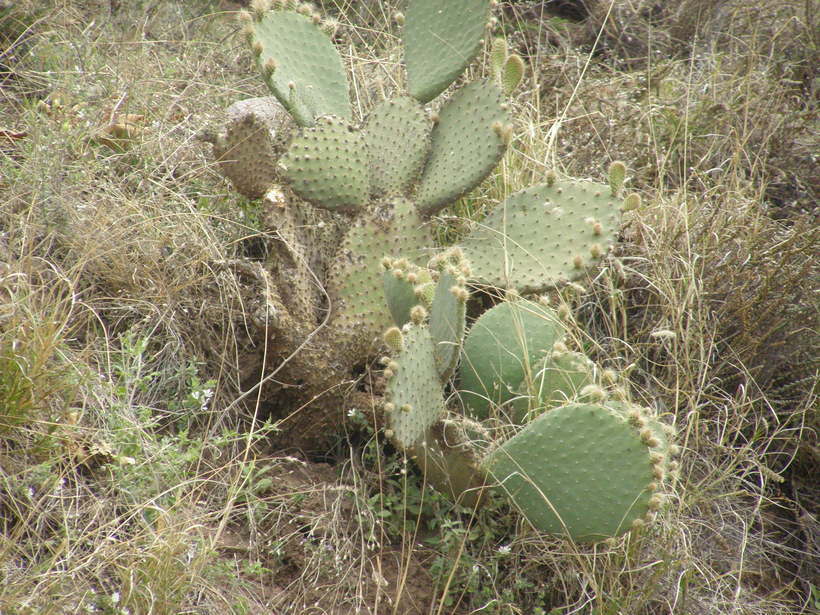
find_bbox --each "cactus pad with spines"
[385,324,447,449]
[403,0,493,103]
[383,259,422,328]
[416,80,511,215]
[280,116,368,213]
[460,179,625,292]
[483,403,661,541]
[459,299,565,419]
[248,6,351,126]
[429,269,468,380]
[327,198,433,354]
[363,96,430,197]
[501,54,525,96]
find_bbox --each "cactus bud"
[384,327,403,352]
[502,54,525,95]
[590,243,603,259]
[490,37,508,77]
[640,429,660,448]
[251,0,270,20]
[263,58,277,78]
[579,384,607,402]
[622,193,641,211]
[394,11,405,25]
[546,169,556,186]
[608,160,626,196]
[410,305,427,325]
[320,17,339,37]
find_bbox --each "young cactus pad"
[383,259,422,328]
[246,3,351,126]
[429,268,468,380]
[459,299,565,419]
[385,324,447,449]
[483,403,663,541]
[460,173,628,292]
[403,0,493,103]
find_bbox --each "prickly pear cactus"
[199,2,675,533]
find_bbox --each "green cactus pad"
[403,0,493,103]
[249,7,351,125]
[460,178,624,292]
[363,96,430,197]
[459,299,565,419]
[383,260,421,327]
[279,115,368,213]
[511,350,596,423]
[416,80,511,215]
[483,403,659,541]
[327,198,433,356]
[385,325,447,450]
[501,54,525,96]
[429,269,468,380]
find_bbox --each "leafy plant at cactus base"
[200,0,678,541]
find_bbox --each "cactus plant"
[379,281,676,541]
[198,0,676,543]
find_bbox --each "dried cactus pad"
[249,7,351,125]
[416,80,511,216]
[460,178,624,292]
[363,96,430,198]
[403,0,493,103]
[459,299,565,419]
[385,324,447,450]
[279,115,368,213]
[327,198,433,356]
[483,403,661,541]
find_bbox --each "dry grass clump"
[0,1,817,614]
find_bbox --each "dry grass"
[0,0,817,613]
